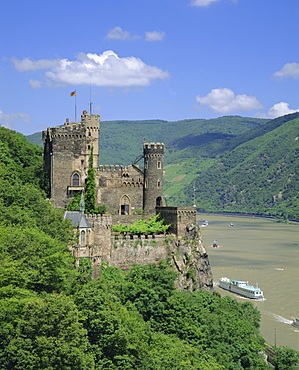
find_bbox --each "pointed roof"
[64,211,91,228]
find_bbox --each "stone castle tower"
[143,142,164,214]
[42,111,164,214]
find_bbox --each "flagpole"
[89,83,93,115]
[75,90,77,122]
[70,90,77,122]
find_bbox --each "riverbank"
[197,211,299,224]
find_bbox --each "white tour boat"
[218,276,264,299]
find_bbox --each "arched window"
[120,195,130,215]
[157,161,161,169]
[156,196,162,206]
[72,173,79,186]
[80,230,85,246]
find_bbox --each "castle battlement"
[98,165,127,172]
[143,142,164,149]
[85,213,112,227]
[143,142,164,155]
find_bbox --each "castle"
[42,111,213,291]
[42,110,164,215]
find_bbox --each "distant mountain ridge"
[27,115,268,162]
[173,113,299,220]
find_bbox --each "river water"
[198,214,299,351]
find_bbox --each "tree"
[0,225,77,293]
[67,191,81,212]
[111,214,170,235]
[1,293,94,369]
[274,346,299,370]
[84,146,96,213]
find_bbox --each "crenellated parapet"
[156,206,197,238]
[143,142,164,158]
[98,165,127,172]
[85,213,112,227]
[42,112,100,142]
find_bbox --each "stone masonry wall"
[110,234,169,271]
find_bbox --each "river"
[198,214,299,351]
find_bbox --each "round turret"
[143,142,164,214]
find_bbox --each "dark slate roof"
[64,211,92,228]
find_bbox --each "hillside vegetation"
[172,113,299,220]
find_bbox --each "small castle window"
[157,179,161,188]
[88,145,91,150]
[72,173,80,186]
[80,230,85,246]
[157,161,161,169]
[88,132,91,136]
[81,160,84,166]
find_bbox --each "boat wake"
[270,313,293,325]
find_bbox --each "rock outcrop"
[172,222,214,292]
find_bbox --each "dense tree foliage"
[84,146,97,213]
[111,214,170,235]
[3,127,298,369]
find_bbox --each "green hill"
[172,113,299,220]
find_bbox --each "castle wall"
[96,164,144,214]
[110,234,169,271]
[157,206,197,238]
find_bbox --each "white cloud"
[256,102,299,119]
[190,0,221,7]
[273,62,299,79]
[195,88,263,114]
[0,109,30,130]
[29,79,43,89]
[105,26,138,40]
[11,51,169,88]
[145,31,165,42]
[10,57,60,71]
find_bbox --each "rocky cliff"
[172,222,213,292]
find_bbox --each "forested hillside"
[172,113,299,220]
[3,127,299,369]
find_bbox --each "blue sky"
[1,0,299,135]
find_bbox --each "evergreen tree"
[84,146,96,213]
